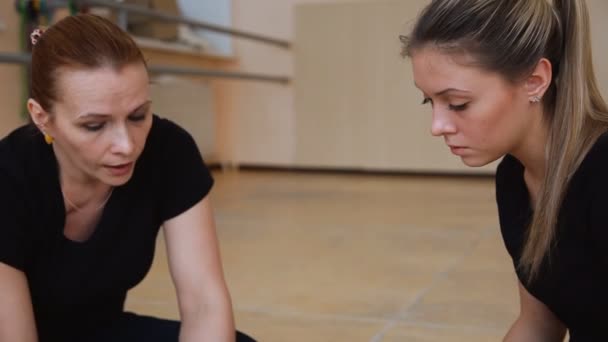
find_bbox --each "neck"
[52,144,96,185]
[52,145,113,210]
[511,107,549,192]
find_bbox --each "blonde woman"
[403,0,608,340]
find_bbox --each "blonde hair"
[402,0,608,281]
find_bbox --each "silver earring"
[530,95,541,103]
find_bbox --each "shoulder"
[0,124,43,185]
[0,123,35,161]
[142,114,211,173]
[0,125,39,215]
[564,131,608,197]
[579,132,608,264]
[579,131,608,174]
[144,115,214,221]
[147,114,196,146]
[0,125,47,270]
[138,114,204,165]
[572,131,608,210]
[142,114,207,163]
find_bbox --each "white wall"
[222,0,370,167]
[3,0,608,174]
[221,0,608,174]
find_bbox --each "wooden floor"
[125,170,522,341]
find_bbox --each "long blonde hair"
[402,0,608,281]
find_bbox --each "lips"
[104,162,133,176]
[448,145,468,156]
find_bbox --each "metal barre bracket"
[75,0,291,49]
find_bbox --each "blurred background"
[2,1,608,341]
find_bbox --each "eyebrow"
[414,84,471,97]
[76,100,152,119]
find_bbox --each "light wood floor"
[125,170,521,341]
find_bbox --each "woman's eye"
[422,97,432,105]
[129,113,147,122]
[83,123,105,131]
[449,103,469,111]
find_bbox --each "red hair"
[30,14,147,111]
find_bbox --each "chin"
[460,155,499,168]
[99,172,134,187]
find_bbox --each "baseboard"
[212,163,495,179]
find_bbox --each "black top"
[0,115,214,341]
[496,133,608,341]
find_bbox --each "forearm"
[0,264,38,342]
[0,321,38,342]
[0,304,38,342]
[179,301,235,342]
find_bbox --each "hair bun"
[30,28,46,46]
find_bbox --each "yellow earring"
[44,133,54,145]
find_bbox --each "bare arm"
[163,196,235,342]
[503,281,566,342]
[0,262,38,342]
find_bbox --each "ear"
[525,58,552,103]
[27,98,52,133]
